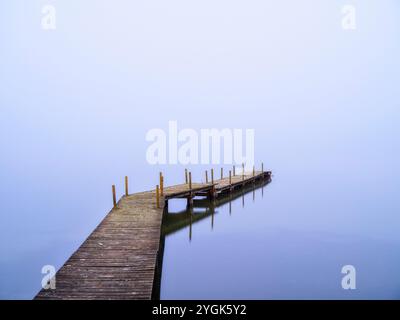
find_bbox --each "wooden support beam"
[187,196,193,208]
[210,185,216,199]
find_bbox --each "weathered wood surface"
[35,171,270,300]
[214,171,265,193]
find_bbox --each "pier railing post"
[205,170,208,183]
[185,169,188,184]
[112,185,117,208]
[242,163,245,181]
[160,172,164,196]
[221,168,223,180]
[188,171,193,207]
[211,169,214,184]
[156,185,160,209]
[229,170,232,185]
[125,176,128,196]
[262,162,264,173]
[253,166,255,177]
[233,165,235,176]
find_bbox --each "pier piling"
[112,185,117,208]
[160,172,164,196]
[125,176,129,196]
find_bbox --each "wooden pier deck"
[35,170,271,300]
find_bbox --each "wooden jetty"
[35,167,271,300]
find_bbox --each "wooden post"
[189,172,192,190]
[229,170,232,185]
[262,162,264,173]
[112,185,117,208]
[242,163,245,180]
[233,165,235,176]
[124,176,128,196]
[205,170,208,183]
[211,169,214,184]
[210,185,216,199]
[253,166,255,177]
[187,196,193,208]
[159,172,164,196]
[185,169,188,184]
[156,185,160,209]
[221,167,223,180]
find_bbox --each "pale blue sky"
[0,1,399,298]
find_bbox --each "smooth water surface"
[160,177,400,299]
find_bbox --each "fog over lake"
[0,1,399,299]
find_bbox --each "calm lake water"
[160,175,400,300]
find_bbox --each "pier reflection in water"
[161,179,270,241]
[156,179,270,299]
